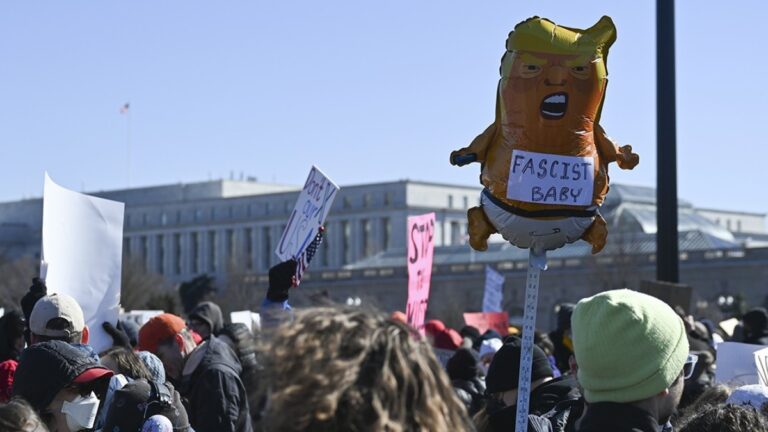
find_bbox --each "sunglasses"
[683,354,699,380]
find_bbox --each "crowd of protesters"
[0,261,767,431]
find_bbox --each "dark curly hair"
[260,307,473,431]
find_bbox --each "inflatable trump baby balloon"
[450,16,638,254]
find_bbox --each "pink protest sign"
[463,312,510,337]
[405,213,436,333]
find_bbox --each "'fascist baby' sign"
[506,150,595,206]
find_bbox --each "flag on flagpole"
[120,103,130,114]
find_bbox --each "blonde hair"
[260,307,473,431]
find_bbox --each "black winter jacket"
[452,377,486,416]
[180,336,253,432]
[574,402,662,432]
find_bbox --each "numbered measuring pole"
[515,250,548,432]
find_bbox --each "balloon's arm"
[595,125,639,170]
[450,123,495,166]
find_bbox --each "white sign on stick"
[482,266,505,312]
[42,173,125,353]
[755,347,768,387]
[715,342,768,386]
[275,166,339,261]
[506,149,594,206]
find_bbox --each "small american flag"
[120,102,130,114]
[295,226,325,284]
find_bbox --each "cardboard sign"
[506,149,594,206]
[230,310,260,332]
[42,174,125,353]
[755,347,768,387]
[405,213,435,333]
[276,166,339,261]
[640,280,693,313]
[464,311,510,337]
[482,266,505,312]
[715,342,768,386]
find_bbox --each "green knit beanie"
[572,289,689,403]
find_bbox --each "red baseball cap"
[138,313,186,353]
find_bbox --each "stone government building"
[0,179,766,328]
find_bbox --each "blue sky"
[1,1,765,213]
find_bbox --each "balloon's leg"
[581,213,608,254]
[467,206,496,251]
[515,249,547,432]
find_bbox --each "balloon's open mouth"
[540,92,568,119]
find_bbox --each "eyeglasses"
[683,353,698,380]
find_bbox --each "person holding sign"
[450,16,638,254]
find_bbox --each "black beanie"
[485,338,553,394]
[447,348,480,381]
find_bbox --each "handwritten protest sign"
[464,311,509,337]
[506,149,594,206]
[276,166,339,262]
[755,347,768,387]
[405,213,435,333]
[483,266,505,312]
[715,342,768,386]
[42,173,124,353]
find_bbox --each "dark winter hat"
[188,301,224,335]
[12,340,113,411]
[447,348,480,381]
[103,379,190,432]
[743,308,768,333]
[485,338,553,394]
[556,303,576,331]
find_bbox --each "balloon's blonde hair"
[261,307,473,431]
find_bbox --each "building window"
[126,214,132,228]
[343,197,352,209]
[161,213,168,226]
[737,220,742,232]
[726,220,732,230]
[262,227,272,270]
[141,213,148,226]
[463,196,469,209]
[157,235,165,274]
[228,206,234,219]
[364,194,372,208]
[321,236,329,267]
[123,237,131,259]
[173,233,182,275]
[383,218,391,250]
[191,233,200,274]
[210,207,216,221]
[245,228,253,271]
[384,192,392,206]
[450,221,461,245]
[208,231,217,272]
[341,221,351,264]
[225,229,235,264]
[195,209,203,222]
[362,219,373,257]
[176,210,182,224]
[140,236,149,269]
[448,195,454,209]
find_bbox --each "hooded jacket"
[189,302,225,337]
[180,336,252,432]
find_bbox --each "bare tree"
[121,256,176,311]
[0,255,38,311]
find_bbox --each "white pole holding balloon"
[515,250,547,432]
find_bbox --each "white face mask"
[61,392,100,431]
